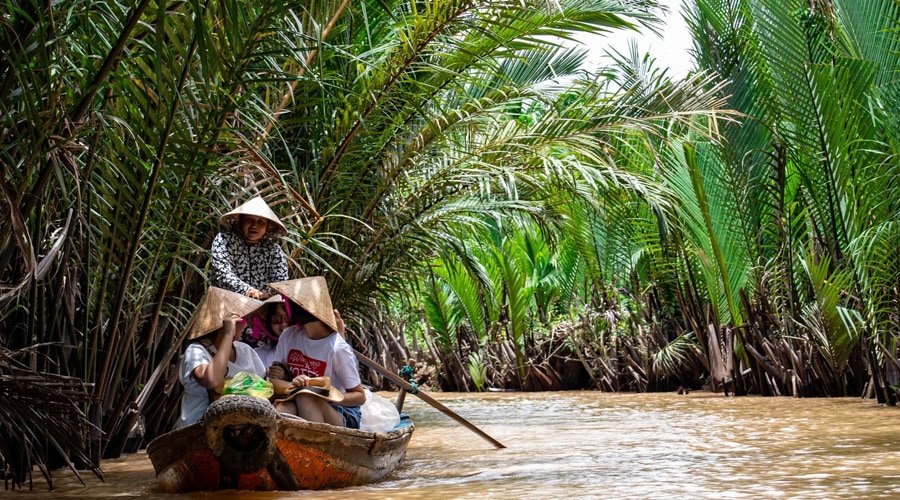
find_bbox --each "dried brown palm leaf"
[0,347,101,491]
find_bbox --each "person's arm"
[192,316,242,393]
[267,331,289,386]
[269,365,295,397]
[180,344,212,386]
[263,243,289,296]
[268,363,286,381]
[255,244,287,299]
[332,340,365,406]
[340,383,366,407]
[211,233,253,295]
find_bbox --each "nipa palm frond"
[0,347,101,490]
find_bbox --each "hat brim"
[276,385,344,404]
[187,288,263,340]
[218,196,287,237]
[246,294,288,316]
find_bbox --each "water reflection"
[9,392,900,498]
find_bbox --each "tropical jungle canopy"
[1,0,897,489]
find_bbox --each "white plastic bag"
[359,389,401,433]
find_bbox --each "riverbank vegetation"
[1,0,897,489]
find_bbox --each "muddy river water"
[9,391,900,498]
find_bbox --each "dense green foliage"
[0,0,897,489]
[400,0,899,401]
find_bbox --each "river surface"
[8,392,900,498]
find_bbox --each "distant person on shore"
[176,288,267,428]
[252,296,291,369]
[266,277,364,429]
[211,195,289,346]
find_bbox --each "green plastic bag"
[222,371,274,400]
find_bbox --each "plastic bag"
[222,371,274,400]
[359,389,401,433]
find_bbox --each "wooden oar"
[354,350,506,449]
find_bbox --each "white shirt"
[255,342,278,370]
[272,325,361,392]
[177,341,266,428]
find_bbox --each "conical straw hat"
[269,277,337,332]
[187,287,264,340]
[218,196,287,237]
[246,293,287,315]
[275,376,344,404]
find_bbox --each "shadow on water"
[8,392,900,499]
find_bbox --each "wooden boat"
[147,395,414,492]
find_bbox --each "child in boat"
[211,195,289,302]
[267,277,365,429]
[252,296,290,369]
[176,287,267,428]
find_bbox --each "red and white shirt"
[272,325,361,392]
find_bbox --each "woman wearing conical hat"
[266,277,365,429]
[176,287,267,428]
[210,196,289,304]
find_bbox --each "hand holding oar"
[354,350,506,449]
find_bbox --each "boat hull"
[147,395,414,492]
